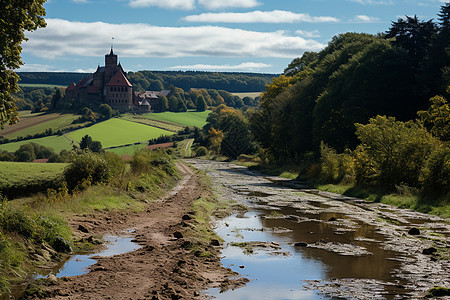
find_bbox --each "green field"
[0,135,73,153]
[120,114,183,132]
[4,114,80,139]
[0,161,67,189]
[67,118,174,148]
[140,110,210,128]
[18,83,66,88]
[231,92,262,99]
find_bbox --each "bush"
[64,151,110,190]
[319,142,354,183]
[354,116,438,190]
[195,146,208,157]
[421,144,450,196]
[130,149,176,177]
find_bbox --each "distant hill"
[17,70,278,92]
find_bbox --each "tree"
[0,0,47,128]
[195,95,207,111]
[418,95,450,141]
[168,95,178,112]
[159,95,169,112]
[99,103,112,119]
[80,135,93,150]
[51,88,62,109]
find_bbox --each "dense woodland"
[196,4,449,200]
[17,71,275,92]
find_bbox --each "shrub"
[354,116,438,190]
[195,146,208,157]
[319,142,354,183]
[64,151,110,190]
[130,149,176,177]
[421,144,450,196]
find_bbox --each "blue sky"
[20,0,446,74]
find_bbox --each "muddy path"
[36,162,234,300]
[187,159,450,299]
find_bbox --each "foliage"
[79,134,103,153]
[354,116,438,189]
[195,146,208,157]
[418,94,450,141]
[319,142,354,184]
[64,151,110,190]
[251,4,449,161]
[0,0,46,129]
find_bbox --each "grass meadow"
[67,118,174,148]
[18,83,66,89]
[0,135,73,153]
[139,110,210,128]
[1,114,79,139]
[0,161,67,189]
[106,143,147,156]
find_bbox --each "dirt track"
[39,162,233,300]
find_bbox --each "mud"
[28,162,236,300]
[188,159,450,299]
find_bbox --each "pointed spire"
[110,47,114,55]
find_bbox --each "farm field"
[231,92,262,99]
[1,113,80,139]
[67,118,174,148]
[139,110,210,128]
[18,83,66,88]
[0,161,67,189]
[0,135,73,153]
[121,114,183,132]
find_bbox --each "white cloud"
[352,15,380,22]
[129,0,194,10]
[184,10,339,23]
[296,29,321,38]
[23,18,325,59]
[198,0,260,10]
[170,62,271,71]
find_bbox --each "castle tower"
[104,47,119,85]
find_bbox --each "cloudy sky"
[20,0,446,74]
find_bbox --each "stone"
[52,236,72,253]
[422,247,437,255]
[408,228,420,235]
[78,224,89,233]
[294,242,308,247]
[182,214,192,220]
[173,232,183,239]
[328,217,337,222]
[210,239,220,246]
[239,265,245,269]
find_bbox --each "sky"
[20,0,447,74]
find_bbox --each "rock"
[78,224,89,233]
[182,214,192,220]
[181,241,193,249]
[328,217,337,222]
[47,274,57,283]
[408,228,420,235]
[210,239,220,246]
[194,291,200,297]
[294,242,308,247]
[173,232,183,239]
[52,236,72,253]
[422,247,437,255]
[239,265,245,269]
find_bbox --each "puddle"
[37,234,141,278]
[207,209,409,299]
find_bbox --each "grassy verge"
[316,184,449,218]
[0,150,178,296]
[0,162,67,199]
[181,167,242,257]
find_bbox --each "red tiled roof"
[66,82,76,91]
[33,159,49,163]
[106,71,132,87]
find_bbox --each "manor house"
[65,48,168,111]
